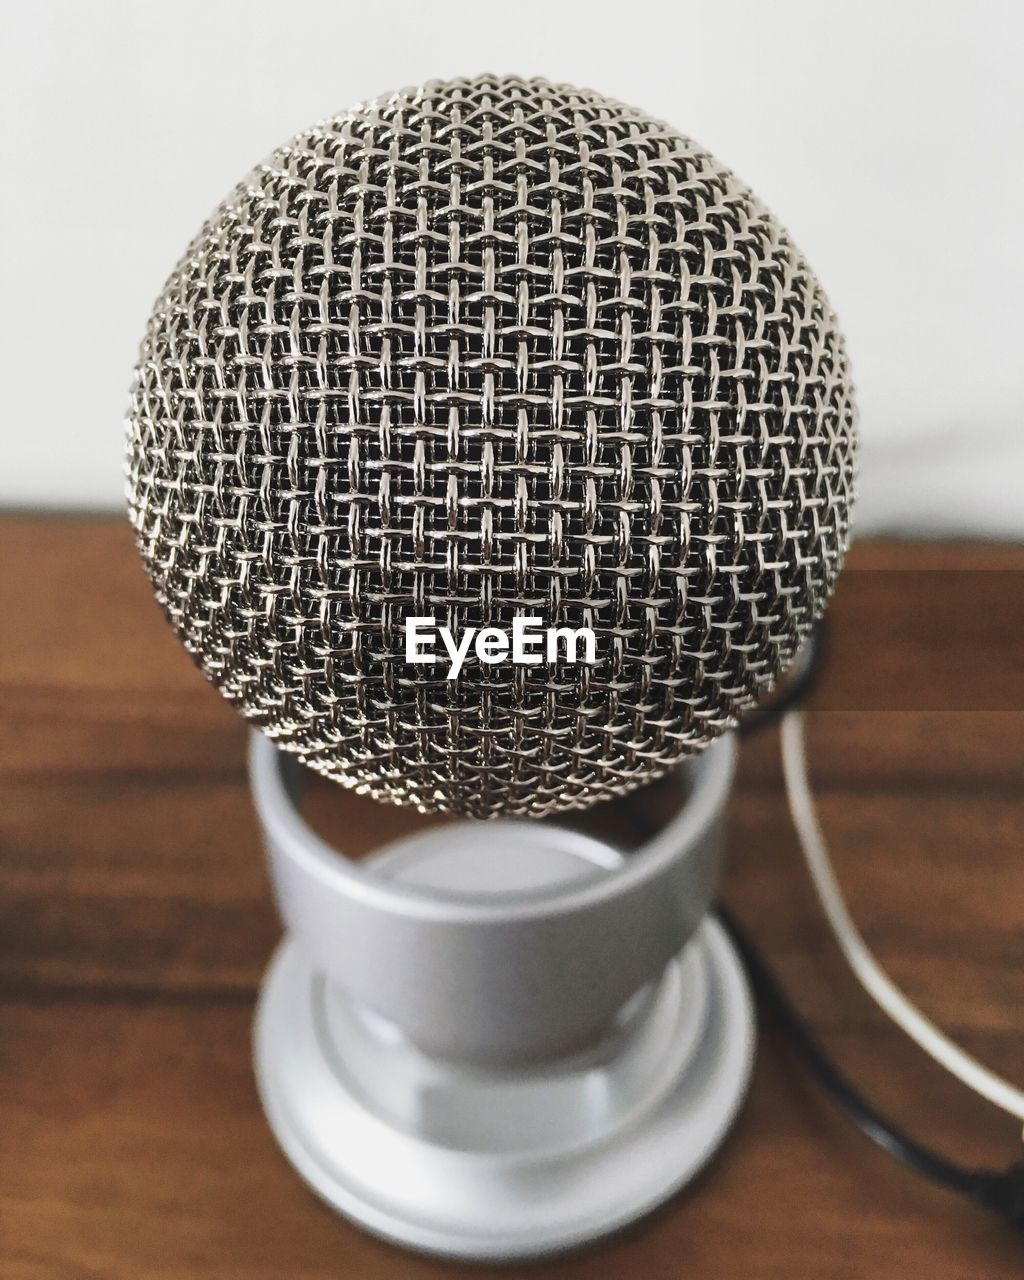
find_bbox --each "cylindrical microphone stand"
[250,732,754,1261]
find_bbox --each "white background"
[2,1,1021,535]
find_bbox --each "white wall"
[2,1,1021,536]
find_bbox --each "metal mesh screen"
[127,74,857,818]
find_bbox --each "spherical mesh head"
[127,74,857,819]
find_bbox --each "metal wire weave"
[127,74,857,818]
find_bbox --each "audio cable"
[778,705,1024,1126]
[715,904,1024,1230]
[640,624,1024,1231]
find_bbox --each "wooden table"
[2,516,1022,1279]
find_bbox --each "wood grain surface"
[1,516,1022,1279]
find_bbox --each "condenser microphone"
[126,75,856,1259]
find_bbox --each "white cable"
[780,708,1024,1128]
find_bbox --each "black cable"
[715,903,1024,1228]
[626,624,1024,1233]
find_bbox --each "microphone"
[126,75,856,1259]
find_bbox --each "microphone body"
[126,75,856,1258]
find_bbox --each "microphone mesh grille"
[127,74,856,818]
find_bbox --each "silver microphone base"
[254,914,754,1261]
